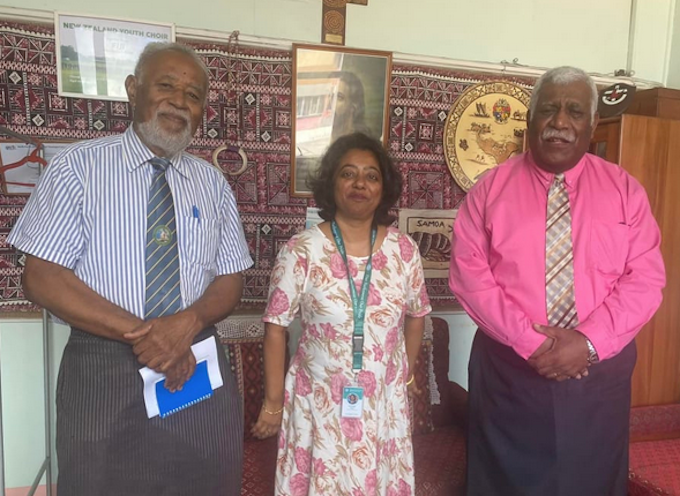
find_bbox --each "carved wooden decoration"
[321,0,367,46]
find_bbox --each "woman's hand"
[407,373,422,396]
[251,405,283,439]
[404,316,425,397]
[255,323,287,439]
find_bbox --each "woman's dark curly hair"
[308,132,402,225]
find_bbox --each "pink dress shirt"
[449,151,666,360]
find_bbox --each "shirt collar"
[527,150,588,192]
[122,125,190,178]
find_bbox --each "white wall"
[434,311,477,390]
[0,320,47,490]
[666,0,680,88]
[0,319,69,491]
[630,0,676,85]
[0,0,675,84]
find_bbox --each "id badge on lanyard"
[331,221,376,420]
[342,386,364,418]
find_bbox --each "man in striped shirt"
[8,43,252,495]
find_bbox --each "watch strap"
[585,337,599,364]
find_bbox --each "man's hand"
[163,352,197,392]
[528,334,554,360]
[528,324,591,381]
[124,311,200,373]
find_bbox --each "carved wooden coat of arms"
[444,81,531,191]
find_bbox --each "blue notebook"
[155,360,213,418]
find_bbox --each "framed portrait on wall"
[55,12,175,101]
[291,44,392,197]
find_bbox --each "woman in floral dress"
[253,133,432,496]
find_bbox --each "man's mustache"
[156,106,190,125]
[541,129,575,143]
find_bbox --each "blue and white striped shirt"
[8,126,253,319]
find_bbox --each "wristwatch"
[584,337,599,364]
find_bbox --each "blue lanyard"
[330,220,377,372]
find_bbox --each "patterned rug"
[0,20,535,314]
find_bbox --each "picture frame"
[0,140,76,194]
[55,12,175,101]
[398,208,458,278]
[291,44,392,197]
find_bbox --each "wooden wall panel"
[590,118,621,164]
[618,115,680,406]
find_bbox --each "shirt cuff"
[577,319,614,361]
[511,324,550,360]
[216,255,254,276]
[262,314,294,327]
[407,305,432,318]
[9,233,79,270]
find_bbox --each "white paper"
[138,335,223,419]
[305,206,323,229]
[0,143,41,194]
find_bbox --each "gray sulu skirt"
[55,327,243,496]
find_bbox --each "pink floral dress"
[263,225,432,496]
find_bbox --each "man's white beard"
[137,107,194,158]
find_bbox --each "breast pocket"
[178,215,219,268]
[589,219,629,276]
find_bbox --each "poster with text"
[0,141,75,194]
[56,13,175,100]
[0,142,42,194]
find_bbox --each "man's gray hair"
[134,42,210,89]
[529,66,599,121]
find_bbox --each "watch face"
[585,339,599,363]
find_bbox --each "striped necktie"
[545,173,579,328]
[145,157,182,319]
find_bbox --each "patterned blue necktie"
[145,157,182,318]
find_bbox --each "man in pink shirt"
[449,66,665,495]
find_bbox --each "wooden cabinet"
[627,88,680,120]
[590,114,680,406]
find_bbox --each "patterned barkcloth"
[0,20,534,314]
